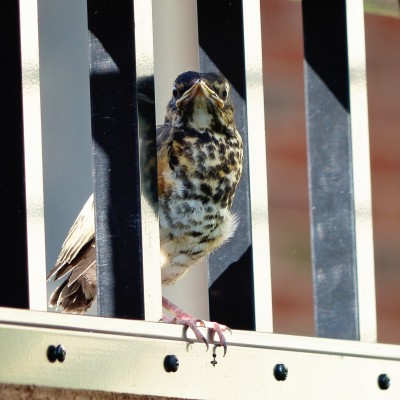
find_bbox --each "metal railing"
[0,0,395,398]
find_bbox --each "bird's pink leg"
[162,297,230,355]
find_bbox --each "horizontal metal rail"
[0,307,399,398]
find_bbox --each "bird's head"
[165,71,236,134]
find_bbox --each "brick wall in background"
[261,0,400,344]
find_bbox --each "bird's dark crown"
[164,71,236,134]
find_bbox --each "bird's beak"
[176,80,225,109]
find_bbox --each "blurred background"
[40,0,400,344]
[262,0,400,343]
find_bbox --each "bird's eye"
[220,87,228,101]
[172,87,179,99]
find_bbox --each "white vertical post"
[153,0,210,320]
[134,0,162,321]
[242,0,273,332]
[19,0,47,311]
[346,0,377,343]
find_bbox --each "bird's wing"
[48,122,168,283]
[48,124,173,312]
[47,194,95,282]
[48,123,164,282]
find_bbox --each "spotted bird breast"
[158,127,243,285]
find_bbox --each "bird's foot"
[162,297,230,356]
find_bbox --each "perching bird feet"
[162,297,230,356]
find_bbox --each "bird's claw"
[183,318,209,352]
[161,298,230,355]
[209,321,229,356]
[162,314,230,355]
[187,319,230,356]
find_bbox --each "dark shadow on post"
[209,246,255,330]
[198,0,255,331]
[88,1,154,319]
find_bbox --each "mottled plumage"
[158,72,243,285]
[47,71,243,350]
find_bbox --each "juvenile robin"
[47,71,243,354]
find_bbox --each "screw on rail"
[164,354,179,372]
[47,344,66,363]
[378,373,390,390]
[274,363,288,381]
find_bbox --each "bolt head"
[274,363,288,381]
[378,374,390,390]
[47,344,66,363]
[164,354,179,373]
[55,345,66,362]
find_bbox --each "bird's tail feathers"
[49,273,96,314]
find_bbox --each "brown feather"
[48,242,96,313]
[47,195,96,312]
[47,194,95,282]
[157,125,175,196]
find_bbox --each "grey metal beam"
[302,0,376,341]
